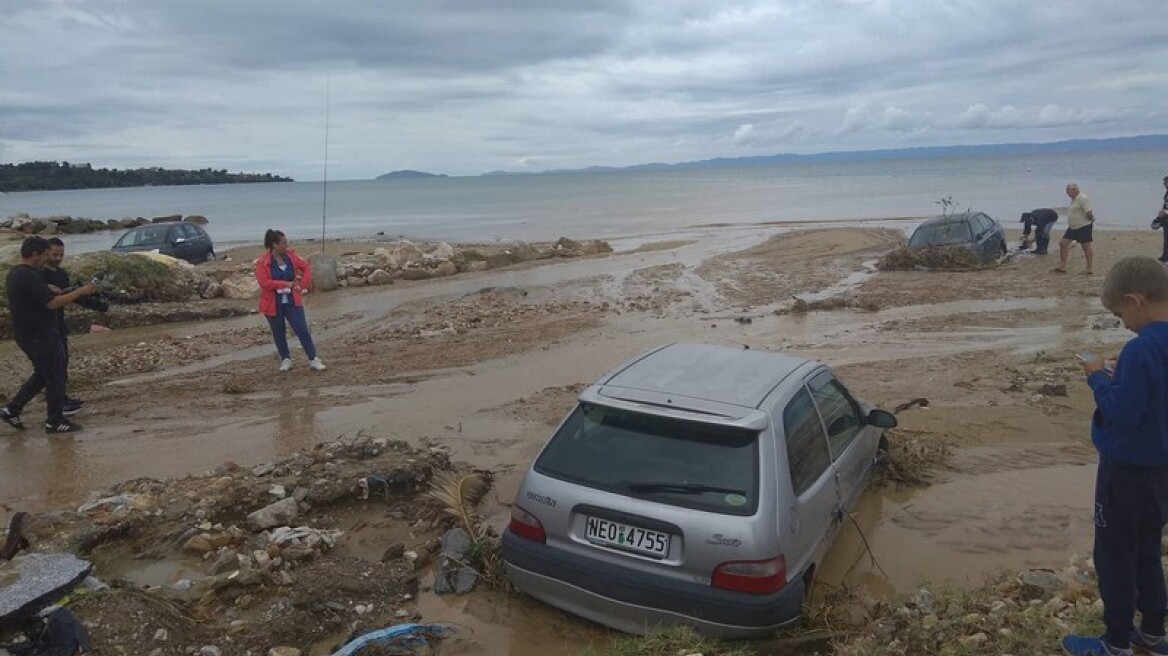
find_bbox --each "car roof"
[918,212,980,227]
[599,343,811,409]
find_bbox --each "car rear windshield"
[534,403,760,516]
[115,226,169,247]
[909,221,973,247]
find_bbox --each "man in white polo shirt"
[1056,182,1096,274]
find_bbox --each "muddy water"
[819,444,1096,595]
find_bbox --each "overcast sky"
[2,0,1166,180]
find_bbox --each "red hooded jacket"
[255,249,313,317]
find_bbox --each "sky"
[2,0,1167,180]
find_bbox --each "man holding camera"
[1153,174,1168,263]
[44,237,93,415]
[1,237,97,434]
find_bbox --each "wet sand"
[1,221,1161,652]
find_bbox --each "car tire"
[999,240,1007,256]
[205,249,216,262]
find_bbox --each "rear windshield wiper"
[627,482,746,495]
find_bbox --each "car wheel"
[999,240,1007,256]
[205,249,216,262]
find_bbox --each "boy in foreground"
[1063,256,1168,656]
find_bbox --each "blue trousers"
[266,302,317,361]
[1094,460,1168,648]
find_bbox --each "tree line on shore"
[0,161,292,192]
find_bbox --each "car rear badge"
[706,534,742,547]
[525,491,557,508]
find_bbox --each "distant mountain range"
[376,169,448,180]
[482,134,1168,177]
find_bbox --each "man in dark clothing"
[1152,175,1168,263]
[43,238,85,415]
[1020,208,1060,255]
[0,237,95,434]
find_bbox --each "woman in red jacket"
[255,229,326,371]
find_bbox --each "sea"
[3,148,1166,255]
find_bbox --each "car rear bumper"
[502,530,804,638]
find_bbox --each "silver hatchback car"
[502,343,897,638]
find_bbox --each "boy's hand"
[1081,353,1106,375]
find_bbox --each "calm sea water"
[3,149,1166,255]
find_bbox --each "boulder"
[60,220,88,234]
[0,553,92,622]
[399,268,431,281]
[8,216,33,231]
[347,276,366,288]
[184,215,209,225]
[307,252,339,292]
[367,269,393,286]
[433,261,458,278]
[151,214,182,223]
[199,280,224,299]
[386,240,424,267]
[221,276,260,300]
[246,497,299,532]
[373,247,395,268]
[429,242,455,261]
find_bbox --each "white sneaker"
[279,358,293,372]
[308,358,327,371]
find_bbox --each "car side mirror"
[866,409,898,429]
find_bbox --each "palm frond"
[426,471,489,539]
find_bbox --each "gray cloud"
[0,0,1165,178]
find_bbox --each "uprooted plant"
[425,470,512,590]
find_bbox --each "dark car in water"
[908,212,1007,262]
[111,222,215,264]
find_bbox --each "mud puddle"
[820,443,1096,596]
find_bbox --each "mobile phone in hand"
[1076,352,1096,362]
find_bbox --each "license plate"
[585,517,670,558]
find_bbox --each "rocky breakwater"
[1,212,208,236]
[314,236,613,291]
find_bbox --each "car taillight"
[507,505,546,544]
[712,555,787,594]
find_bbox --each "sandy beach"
[1,221,1164,654]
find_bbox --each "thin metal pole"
[321,78,330,248]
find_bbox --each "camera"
[66,273,112,313]
[1153,216,1165,230]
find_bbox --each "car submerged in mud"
[908,211,1007,262]
[502,343,897,637]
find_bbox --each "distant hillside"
[482,134,1168,176]
[376,169,447,180]
[0,161,292,192]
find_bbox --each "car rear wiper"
[627,482,746,495]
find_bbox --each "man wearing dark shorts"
[1057,182,1096,274]
[0,237,95,434]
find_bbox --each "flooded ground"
[0,223,1144,654]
